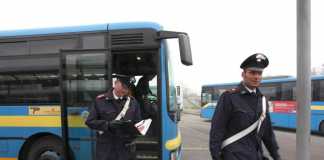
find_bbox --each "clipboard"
[118,120,140,135]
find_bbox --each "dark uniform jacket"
[85,90,142,160]
[209,83,281,160]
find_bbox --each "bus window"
[201,93,211,105]
[320,80,324,101]
[312,80,319,101]
[30,38,79,54]
[0,55,59,73]
[64,53,107,107]
[0,72,59,104]
[0,42,28,56]
[260,83,281,101]
[165,40,177,114]
[167,59,177,113]
[82,34,106,49]
[311,80,324,101]
[281,82,295,101]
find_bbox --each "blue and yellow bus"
[200,76,324,134]
[0,22,192,160]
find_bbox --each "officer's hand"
[108,120,133,130]
[108,120,125,130]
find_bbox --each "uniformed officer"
[135,74,158,136]
[209,53,281,160]
[135,74,157,119]
[85,75,142,160]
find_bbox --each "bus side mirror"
[178,34,193,66]
[157,31,193,66]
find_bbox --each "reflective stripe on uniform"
[221,96,267,149]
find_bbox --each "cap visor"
[246,67,263,71]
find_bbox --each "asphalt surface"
[180,111,324,160]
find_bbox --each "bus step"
[134,137,160,151]
[135,151,160,160]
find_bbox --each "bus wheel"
[320,121,324,134]
[26,136,64,160]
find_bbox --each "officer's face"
[242,69,263,89]
[114,80,129,97]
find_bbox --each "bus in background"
[200,76,324,134]
[200,82,238,120]
[0,22,192,160]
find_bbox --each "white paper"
[134,118,152,135]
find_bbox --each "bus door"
[60,49,111,160]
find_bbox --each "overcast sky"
[1,0,323,93]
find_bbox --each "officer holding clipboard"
[86,75,142,160]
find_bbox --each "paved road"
[180,113,212,160]
[180,112,324,160]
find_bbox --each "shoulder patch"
[96,94,106,99]
[226,88,240,93]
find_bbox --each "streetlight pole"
[296,0,311,160]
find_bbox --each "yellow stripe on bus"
[165,130,182,151]
[311,105,324,110]
[0,158,17,160]
[0,116,86,127]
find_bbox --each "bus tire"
[320,121,324,135]
[26,136,66,160]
